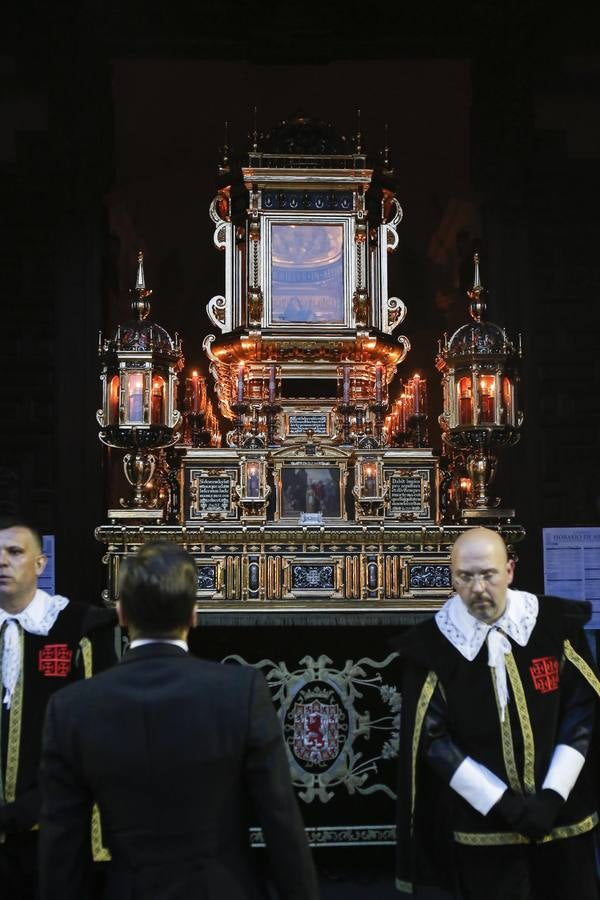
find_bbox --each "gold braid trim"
[91,803,111,862]
[5,627,25,804]
[79,637,93,680]
[0,628,25,844]
[454,812,598,847]
[537,812,598,844]
[505,651,536,794]
[491,666,522,794]
[411,671,438,832]
[454,829,530,846]
[395,877,414,893]
[564,640,600,698]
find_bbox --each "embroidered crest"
[291,694,342,766]
[39,644,73,677]
[530,656,559,693]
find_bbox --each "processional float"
[96,113,524,611]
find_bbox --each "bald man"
[394,527,600,900]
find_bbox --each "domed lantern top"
[436,253,523,439]
[97,251,184,446]
[447,254,513,356]
[113,251,178,353]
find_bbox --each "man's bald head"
[451,527,514,623]
[451,528,509,567]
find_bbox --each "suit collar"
[119,643,189,665]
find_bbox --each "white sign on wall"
[39,535,55,595]
[543,528,600,628]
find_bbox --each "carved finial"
[219,120,231,176]
[135,249,145,289]
[130,249,152,321]
[382,122,393,174]
[467,252,487,322]
[354,108,363,155]
[251,106,259,153]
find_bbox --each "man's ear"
[506,558,515,586]
[188,607,198,630]
[35,553,48,578]
[116,600,129,628]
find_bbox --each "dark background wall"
[2,1,599,603]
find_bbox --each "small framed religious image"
[279,465,342,519]
[263,216,353,329]
[357,459,381,498]
[245,461,260,498]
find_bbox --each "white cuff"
[542,744,585,801]
[449,756,508,815]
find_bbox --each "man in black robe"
[395,527,600,900]
[0,516,116,900]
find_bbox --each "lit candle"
[375,363,382,404]
[237,363,245,403]
[343,366,350,403]
[365,466,376,496]
[191,371,200,414]
[479,375,495,423]
[399,395,407,432]
[127,372,144,423]
[269,364,276,403]
[413,374,420,416]
[151,377,164,422]
[459,378,473,425]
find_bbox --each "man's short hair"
[119,543,197,637]
[0,516,44,552]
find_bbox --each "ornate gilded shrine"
[96,115,525,612]
[94,114,526,849]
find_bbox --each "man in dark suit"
[38,542,320,900]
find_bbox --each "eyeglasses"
[454,571,500,587]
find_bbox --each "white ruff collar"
[0,590,69,708]
[435,589,539,719]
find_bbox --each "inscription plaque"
[196,476,231,512]
[388,475,423,515]
[288,414,329,436]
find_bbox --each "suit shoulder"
[189,656,260,687]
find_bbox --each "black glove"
[493,788,527,828]
[516,789,564,840]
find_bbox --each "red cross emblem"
[530,656,559,693]
[38,644,73,677]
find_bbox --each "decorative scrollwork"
[202,334,219,363]
[385,225,399,252]
[386,296,407,328]
[209,191,229,226]
[395,334,411,363]
[387,196,403,228]
[213,223,227,250]
[207,296,227,331]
